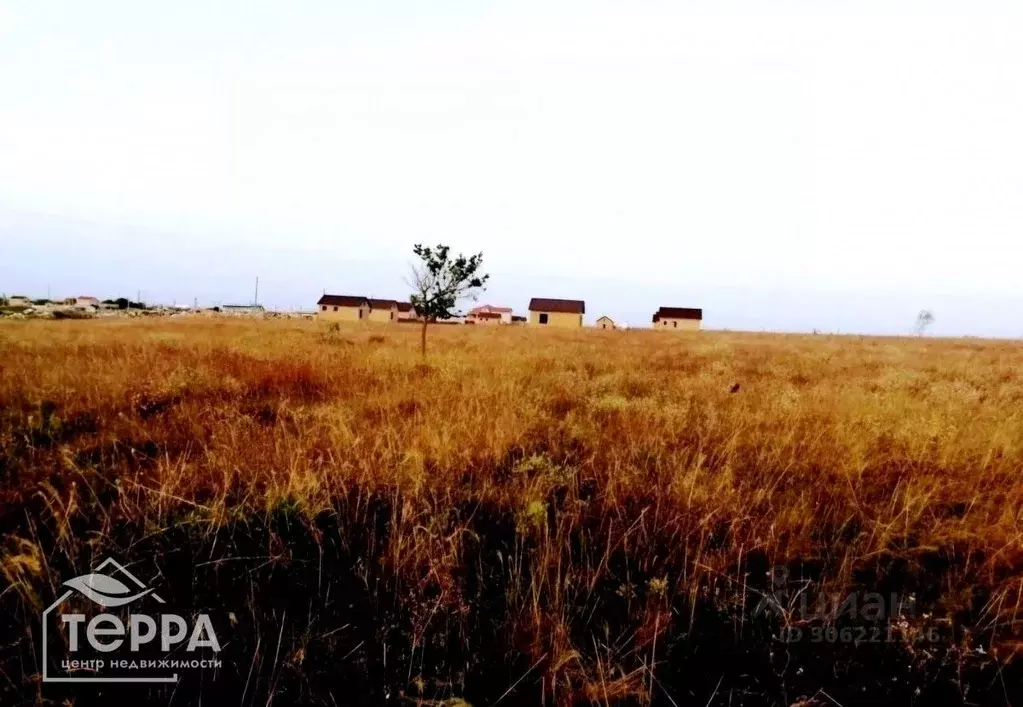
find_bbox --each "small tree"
[408,243,489,356]
[915,309,934,336]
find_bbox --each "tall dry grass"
[1,318,1021,705]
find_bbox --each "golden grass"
[1,318,1021,703]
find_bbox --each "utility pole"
[254,276,259,306]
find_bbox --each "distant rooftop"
[318,294,368,307]
[528,298,586,314]
[470,304,513,314]
[653,307,702,321]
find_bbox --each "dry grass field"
[1,318,1022,705]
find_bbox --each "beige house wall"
[529,310,583,328]
[317,305,367,321]
[656,318,701,331]
[367,306,397,323]
[469,310,512,324]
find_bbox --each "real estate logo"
[42,557,222,683]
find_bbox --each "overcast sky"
[2,1,1022,335]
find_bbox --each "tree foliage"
[915,309,935,336]
[408,243,489,355]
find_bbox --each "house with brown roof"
[652,307,702,331]
[317,294,369,321]
[468,304,513,325]
[396,301,418,321]
[528,298,585,328]
[367,298,398,323]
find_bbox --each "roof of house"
[367,298,398,309]
[396,301,414,312]
[653,307,703,321]
[528,298,585,314]
[77,295,99,301]
[596,315,615,322]
[318,294,368,307]
[470,304,513,314]
[474,311,503,319]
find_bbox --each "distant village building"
[596,316,616,330]
[511,315,527,324]
[396,302,418,321]
[317,294,369,321]
[652,307,702,330]
[222,304,265,315]
[468,304,513,325]
[528,298,585,327]
[367,298,398,323]
[6,295,31,307]
[468,312,501,325]
[75,296,100,310]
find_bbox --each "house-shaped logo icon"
[42,557,221,684]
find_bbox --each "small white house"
[221,304,265,315]
[75,296,100,310]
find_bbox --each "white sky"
[2,1,1022,335]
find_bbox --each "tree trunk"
[420,318,428,357]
